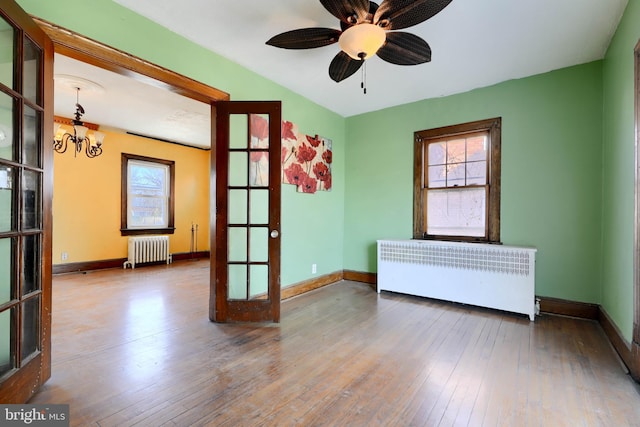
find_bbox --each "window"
[121,153,175,235]
[414,117,501,242]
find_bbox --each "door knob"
[270,230,279,238]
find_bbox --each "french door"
[0,0,53,403]
[211,101,281,322]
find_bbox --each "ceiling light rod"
[53,87,105,158]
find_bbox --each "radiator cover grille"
[378,241,532,276]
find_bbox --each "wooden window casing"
[414,117,501,243]
[121,153,175,236]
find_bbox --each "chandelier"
[53,87,105,158]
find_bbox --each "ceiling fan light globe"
[338,23,386,60]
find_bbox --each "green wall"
[344,62,604,304]
[16,0,346,288]
[602,0,638,342]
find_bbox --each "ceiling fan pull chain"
[360,57,367,95]
[364,61,367,94]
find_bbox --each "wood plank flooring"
[30,260,640,426]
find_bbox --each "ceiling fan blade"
[266,28,342,49]
[374,0,453,30]
[376,32,431,65]
[328,51,364,82]
[320,0,371,25]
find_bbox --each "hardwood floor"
[31,260,640,426]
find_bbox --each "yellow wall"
[52,126,210,264]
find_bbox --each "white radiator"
[123,236,172,269]
[377,239,537,320]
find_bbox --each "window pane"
[427,165,446,188]
[23,104,40,167]
[427,141,446,166]
[249,114,269,187]
[23,37,41,106]
[228,265,247,300]
[467,135,487,161]
[21,296,39,361]
[128,196,166,227]
[249,151,269,188]
[230,115,247,149]
[128,161,168,228]
[228,227,247,262]
[22,170,41,230]
[130,162,167,197]
[250,114,269,148]
[229,152,248,187]
[21,234,40,296]
[0,165,14,232]
[249,227,268,262]
[0,91,15,162]
[446,139,465,164]
[0,17,15,90]
[447,163,465,187]
[0,308,13,376]
[249,265,268,299]
[467,161,487,185]
[426,187,486,237]
[0,238,14,305]
[228,189,247,224]
[249,190,268,224]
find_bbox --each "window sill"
[414,235,502,245]
[121,227,175,236]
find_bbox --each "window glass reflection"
[0,17,15,90]
[0,92,15,162]
[23,37,41,106]
[22,170,41,230]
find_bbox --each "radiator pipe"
[190,222,194,254]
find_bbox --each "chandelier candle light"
[53,87,105,158]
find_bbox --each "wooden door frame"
[31,18,230,316]
[33,18,229,105]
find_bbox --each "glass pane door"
[0,0,53,403]
[212,101,281,323]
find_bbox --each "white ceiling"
[54,54,211,148]
[111,0,628,117]
[55,0,629,149]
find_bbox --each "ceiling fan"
[266,0,453,84]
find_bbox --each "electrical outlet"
[311,263,317,274]
[61,252,68,261]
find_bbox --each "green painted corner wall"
[17,0,346,288]
[601,0,639,342]
[344,61,604,305]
